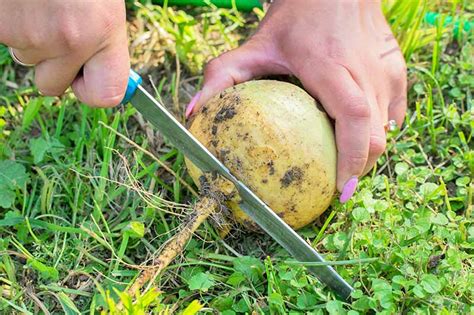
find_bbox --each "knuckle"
[59,3,123,52]
[345,155,368,170]
[340,149,368,169]
[58,20,82,51]
[343,95,371,119]
[100,13,122,39]
[25,28,46,49]
[324,36,348,63]
[386,57,407,83]
[369,134,387,156]
[60,33,82,52]
[203,56,237,84]
[204,57,223,76]
[389,94,407,110]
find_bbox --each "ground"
[0,1,472,314]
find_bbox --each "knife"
[122,70,354,300]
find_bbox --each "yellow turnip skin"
[186,80,337,230]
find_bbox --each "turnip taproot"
[128,80,337,298]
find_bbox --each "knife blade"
[123,71,354,299]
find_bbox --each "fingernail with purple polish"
[185,91,202,118]
[339,176,358,203]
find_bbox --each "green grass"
[0,1,473,314]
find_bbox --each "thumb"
[188,38,289,116]
[72,34,130,108]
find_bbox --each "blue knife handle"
[121,70,143,104]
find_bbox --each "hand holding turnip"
[188,0,408,202]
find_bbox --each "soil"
[214,105,237,122]
[211,125,218,135]
[218,148,230,162]
[210,139,219,147]
[280,166,304,188]
[267,160,275,175]
[213,93,241,123]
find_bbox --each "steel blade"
[130,85,354,299]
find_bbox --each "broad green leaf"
[279,267,297,281]
[431,213,449,225]
[226,271,246,287]
[455,176,470,186]
[0,160,28,189]
[29,137,50,164]
[297,291,317,309]
[0,160,28,208]
[351,289,364,299]
[372,279,393,309]
[187,272,215,292]
[1,211,23,224]
[391,275,409,288]
[211,296,234,311]
[415,216,431,234]
[0,189,15,208]
[289,274,308,288]
[419,182,440,200]
[421,274,442,293]
[394,162,409,175]
[333,231,348,250]
[412,284,425,298]
[181,266,205,281]
[468,226,474,243]
[352,207,370,223]
[233,256,264,283]
[27,258,59,281]
[352,295,373,311]
[449,87,462,98]
[178,289,191,299]
[232,299,249,313]
[379,291,394,309]
[326,300,344,314]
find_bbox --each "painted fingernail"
[339,176,358,203]
[185,91,202,119]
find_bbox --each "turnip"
[187,80,337,229]
[128,80,337,296]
